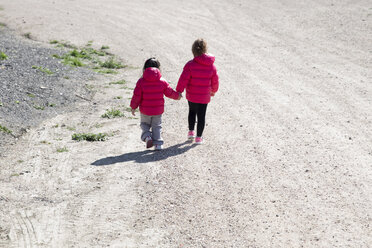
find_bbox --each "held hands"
[210,92,215,97]
[131,108,136,116]
[177,92,183,100]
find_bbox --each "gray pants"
[140,113,163,145]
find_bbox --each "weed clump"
[109,80,126,85]
[32,65,54,75]
[72,133,107,142]
[0,51,7,60]
[0,125,12,134]
[100,57,125,69]
[101,108,124,118]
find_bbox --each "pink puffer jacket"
[130,67,179,116]
[176,53,219,104]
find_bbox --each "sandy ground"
[0,0,371,247]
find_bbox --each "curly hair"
[192,39,208,57]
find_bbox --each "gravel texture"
[0,27,94,154]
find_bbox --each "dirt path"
[1,0,371,247]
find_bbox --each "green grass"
[27,93,36,98]
[101,108,124,118]
[0,23,6,28]
[0,125,12,134]
[109,79,126,85]
[100,57,125,69]
[114,96,122,99]
[23,32,32,39]
[0,51,8,60]
[95,69,118,74]
[32,65,54,75]
[57,147,68,153]
[50,40,126,73]
[66,126,76,131]
[62,56,84,67]
[33,105,45,110]
[72,133,107,142]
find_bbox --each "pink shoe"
[145,136,153,148]
[188,130,196,140]
[195,136,203,144]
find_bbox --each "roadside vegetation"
[32,65,54,75]
[0,124,12,134]
[50,40,125,74]
[72,132,108,141]
[0,51,7,60]
[101,108,124,118]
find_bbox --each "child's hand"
[131,108,136,116]
[210,92,215,96]
[177,93,182,100]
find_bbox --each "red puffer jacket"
[130,67,179,116]
[176,53,219,104]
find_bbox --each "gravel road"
[0,27,93,155]
[0,0,371,247]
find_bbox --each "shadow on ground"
[91,141,196,166]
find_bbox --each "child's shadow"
[91,141,196,166]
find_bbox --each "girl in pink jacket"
[130,58,181,150]
[176,39,219,144]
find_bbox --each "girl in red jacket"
[176,39,219,144]
[130,58,181,150]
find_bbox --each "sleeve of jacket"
[176,62,191,93]
[130,79,142,109]
[211,65,219,93]
[163,80,180,100]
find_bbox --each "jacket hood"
[143,67,162,81]
[194,53,215,66]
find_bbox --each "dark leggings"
[188,101,208,137]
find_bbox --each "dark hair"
[192,39,207,57]
[143,57,161,72]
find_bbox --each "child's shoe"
[195,136,203,144]
[145,136,153,148]
[155,144,163,150]
[188,130,196,140]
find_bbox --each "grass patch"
[109,79,126,85]
[27,93,36,98]
[95,69,118,74]
[0,51,8,60]
[23,32,32,39]
[72,133,107,142]
[114,96,122,99]
[33,105,45,110]
[51,40,126,73]
[66,126,76,131]
[0,125,12,134]
[0,22,6,27]
[57,147,68,153]
[63,76,70,79]
[101,108,124,118]
[100,57,125,69]
[32,65,54,75]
